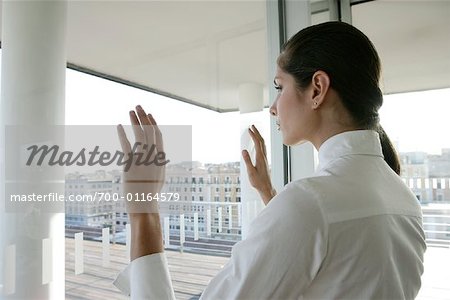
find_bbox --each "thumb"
[242,149,255,170]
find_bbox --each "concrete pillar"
[1,1,67,298]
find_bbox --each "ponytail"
[278,22,400,175]
[376,126,401,175]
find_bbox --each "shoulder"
[246,177,329,249]
[263,177,329,226]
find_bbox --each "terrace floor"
[65,238,450,299]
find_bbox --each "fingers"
[148,113,164,153]
[248,125,267,158]
[135,105,151,125]
[242,149,255,172]
[251,125,267,156]
[129,110,145,151]
[117,124,132,158]
[136,105,156,145]
[127,105,164,157]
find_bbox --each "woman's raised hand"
[117,105,166,259]
[117,105,168,214]
[242,125,276,205]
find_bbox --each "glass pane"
[62,1,270,299]
[353,1,450,299]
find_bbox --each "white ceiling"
[66,0,268,112]
[1,0,449,111]
[352,0,450,95]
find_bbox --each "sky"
[380,88,450,155]
[64,68,271,164]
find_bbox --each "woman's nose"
[270,103,277,116]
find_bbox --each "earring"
[314,102,318,106]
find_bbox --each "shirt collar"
[317,130,384,171]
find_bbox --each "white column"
[206,209,212,237]
[217,207,223,233]
[125,223,131,261]
[74,233,84,275]
[1,1,67,299]
[193,213,199,241]
[42,238,53,285]
[179,214,185,249]
[164,217,170,248]
[228,205,233,230]
[237,204,242,227]
[2,245,16,296]
[240,113,265,239]
[102,228,110,267]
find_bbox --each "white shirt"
[114,130,426,299]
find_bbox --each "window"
[55,1,274,297]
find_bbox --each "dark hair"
[278,21,401,175]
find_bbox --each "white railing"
[66,201,243,256]
[63,176,450,279]
[421,205,450,248]
[401,176,450,248]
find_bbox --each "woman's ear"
[311,70,331,109]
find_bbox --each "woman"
[114,21,426,299]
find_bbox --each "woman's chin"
[283,136,308,146]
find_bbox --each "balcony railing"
[421,205,450,248]
[60,177,450,299]
[400,176,450,248]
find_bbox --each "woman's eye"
[274,85,282,92]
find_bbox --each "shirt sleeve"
[200,181,328,300]
[113,252,176,299]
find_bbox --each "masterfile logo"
[25,142,170,171]
[4,124,192,213]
